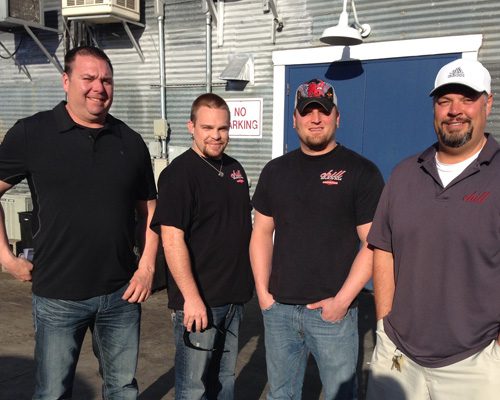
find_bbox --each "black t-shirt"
[151,149,254,309]
[252,145,384,305]
[0,102,157,300]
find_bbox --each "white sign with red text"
[227,98,263,138]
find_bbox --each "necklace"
[197,154,224,177]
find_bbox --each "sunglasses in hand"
[183,323,235,352]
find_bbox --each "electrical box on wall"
[0,192,33,242]
[0,0,44,25]
[62,0,140,23]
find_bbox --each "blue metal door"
[284,54,460,179]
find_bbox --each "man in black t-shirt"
[0,46,158,399]
[151,93,253,400]
[250,79,384,399]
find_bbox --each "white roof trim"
[272,34,483,65]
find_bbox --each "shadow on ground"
[0,356,95,400]
[1,270,376,400]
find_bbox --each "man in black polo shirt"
[0,46,158,399]
[367,59,500,399]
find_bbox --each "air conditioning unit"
[62,0,140,23]
[1,192,33,242]
[0,0,44,25]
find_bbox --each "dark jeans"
[172,304,243,400]
[32,284,140,399]
[262,303,358,400]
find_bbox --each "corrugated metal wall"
[0,0,499,189]
[162,0,500,187]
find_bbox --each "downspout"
[158,6,167,157]
[205,4,212,93]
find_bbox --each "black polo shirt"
[0,102,156,300]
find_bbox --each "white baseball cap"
[429,58,491,96]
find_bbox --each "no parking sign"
[226,98,263,138]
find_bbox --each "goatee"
[437,127,472,148]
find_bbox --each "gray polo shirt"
[368,134,500,368]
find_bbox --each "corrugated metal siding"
[88,2,163,141]
[160,0,279,185]
[0,0,62,110]
[0,26,64,136]
[163,0,500,187]
[1,0,500,189]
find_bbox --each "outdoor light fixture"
[320,0,371,46]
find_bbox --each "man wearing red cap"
[250,78,384,399]
[367,59,500,399]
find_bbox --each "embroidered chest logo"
[320,169,346,186]
[463,191,490,204]
[231,169,245,184]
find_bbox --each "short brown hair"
[64,46,113,76]
[190,93,230,124]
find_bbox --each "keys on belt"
[391,350,404,372]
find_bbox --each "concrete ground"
[0,271,376,400]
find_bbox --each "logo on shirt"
[320,169,346,185]
[463,191,490,204]
[231,169,245,184]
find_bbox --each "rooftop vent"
[62,0,140,23]
[0,0,44,26]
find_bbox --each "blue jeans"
[32,284,141,400]
[262,303,358,400]
[172,304,243,400]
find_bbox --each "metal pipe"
[350,0,371,38]
[158,13,167,157]
[122,21,145,62]
[205,7,212,93]
[153,1,168,158]
[158,18,166,121]
[342,0,348,14]
[23,25,63,74]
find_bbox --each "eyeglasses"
[183,324,235,352]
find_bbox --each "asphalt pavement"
[0,271,376,399]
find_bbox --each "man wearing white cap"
[367,58,500,399]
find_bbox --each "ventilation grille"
[116,0,135,10]
[2,0,42,24]
[62,0,140,22]
[64,0,138,12]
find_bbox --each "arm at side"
[249,211,275,310]
[161,225,207,332]
[0,180,33,281]
[123,199,159,303]
[373,247,395,320]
